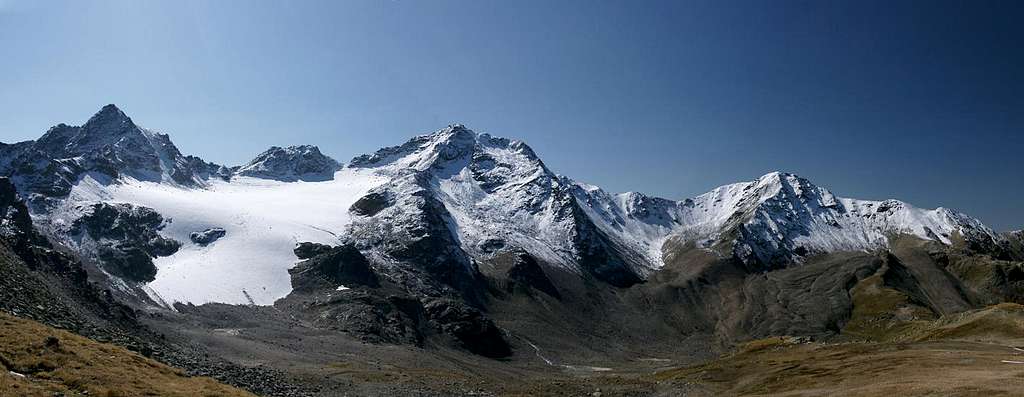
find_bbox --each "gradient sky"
[0,1,1021,230]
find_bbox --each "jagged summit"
[0,105,226,196]
[235,145,341,182]
[37,104,138,156]
[84,104,134,129]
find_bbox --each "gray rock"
[234,145,340,182]
[70,202,180,282]
[289,243,380,293]
[423,298,511,358]
[189,228,226,246]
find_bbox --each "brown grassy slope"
[651,303,1024,396]
[0,312,254,397]
[653,338,1024,397]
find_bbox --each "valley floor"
[129,302,1024,397]
[6,300,1024,396]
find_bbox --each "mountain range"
[2,105,1023,396]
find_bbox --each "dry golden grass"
[904,302,1024,344]
[653,303,1024,396]
[655,339,1024,396]
[0,312,255,397]
[841,272,935,341]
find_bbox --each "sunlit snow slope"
[66,169,387,305]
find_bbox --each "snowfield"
[67,169,387,305]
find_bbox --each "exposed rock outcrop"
[506,252,561,299]
[69,203,180,282]
[423,298,511,358]
[288,243,380,293]
[190,228,226,246]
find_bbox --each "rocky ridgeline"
[0,105,230,199]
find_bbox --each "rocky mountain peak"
[83,104,134,132]
[34,104,145,159]
[235,144,340,182]
[0,105,224,196]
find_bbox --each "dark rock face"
[0,178,49,252]
[189,228,226,246]
[349,191,392,217]
[947,222,1014,260]
[566,195,644,288]
[0,143,83,197]
[423,298,511,358]
[185,155,233,182]
[1004,231,1024,261]
[506,252,561,299]
[70,203,180,282]
[96,246,159,283]
[234,145,340,182]
[477,238,505,254]
[289,243,380,293]
[293,242,332,260]
[283,237,513,358]
[304,293,428,346]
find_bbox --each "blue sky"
[0,1,1021,230]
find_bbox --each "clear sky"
[0,1,1021,230]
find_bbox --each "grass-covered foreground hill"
[0,312,254,397]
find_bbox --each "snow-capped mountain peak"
[349,124,481,171]
[657,171,1003,267]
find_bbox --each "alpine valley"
[2,105,1024,396]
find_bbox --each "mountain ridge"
[0,105,1014,307]
[3,105,1024,396]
